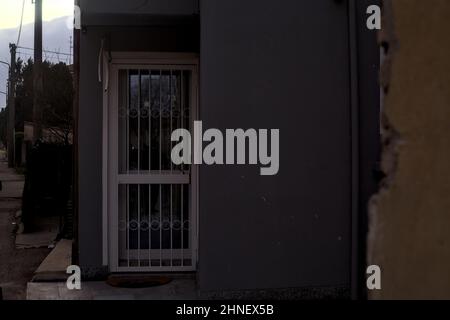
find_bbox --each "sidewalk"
[0,155,24,199]
[0,154,51,300]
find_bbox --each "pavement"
[0,162,24,200]
[27,279,198,300]
[0,154,51,300]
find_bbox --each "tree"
[14,59,74,145]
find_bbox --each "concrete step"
[32,239,72,282]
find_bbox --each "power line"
[16,51,66,64]
[16,0,26,46]
[16,51,33,57]
[0,91,7,95]
[18,46,72,57]
[16,52,69,65]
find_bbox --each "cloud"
[0,16,72,109]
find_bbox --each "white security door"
[107,58,198,272]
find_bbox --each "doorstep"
[26,279,198,300]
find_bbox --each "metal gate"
[107,58,198,272]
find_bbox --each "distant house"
[75,0,379,298]
[12,122,73,166]
[24,122,72,145]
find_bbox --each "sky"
[0,0,73,109]
[0,0,73,30]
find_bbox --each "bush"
[22,142,73,237]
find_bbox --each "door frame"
[102,52,199,272]
[349,0,381,299]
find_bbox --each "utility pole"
[33,0,43,143]
[69,36,73,65]
[7,44,16,168]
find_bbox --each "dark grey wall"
[80,0,198,16]
[198,0,351,291]
[78,27,103,270]
[78,19,199,269]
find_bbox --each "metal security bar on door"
[110,65,197,272]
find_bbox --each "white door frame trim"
[102,52,199,270]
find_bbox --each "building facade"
[75,0,379,297]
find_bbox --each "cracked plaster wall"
[368,0,450,299]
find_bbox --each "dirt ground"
[0,156,51,300]
[0,202,50,300]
